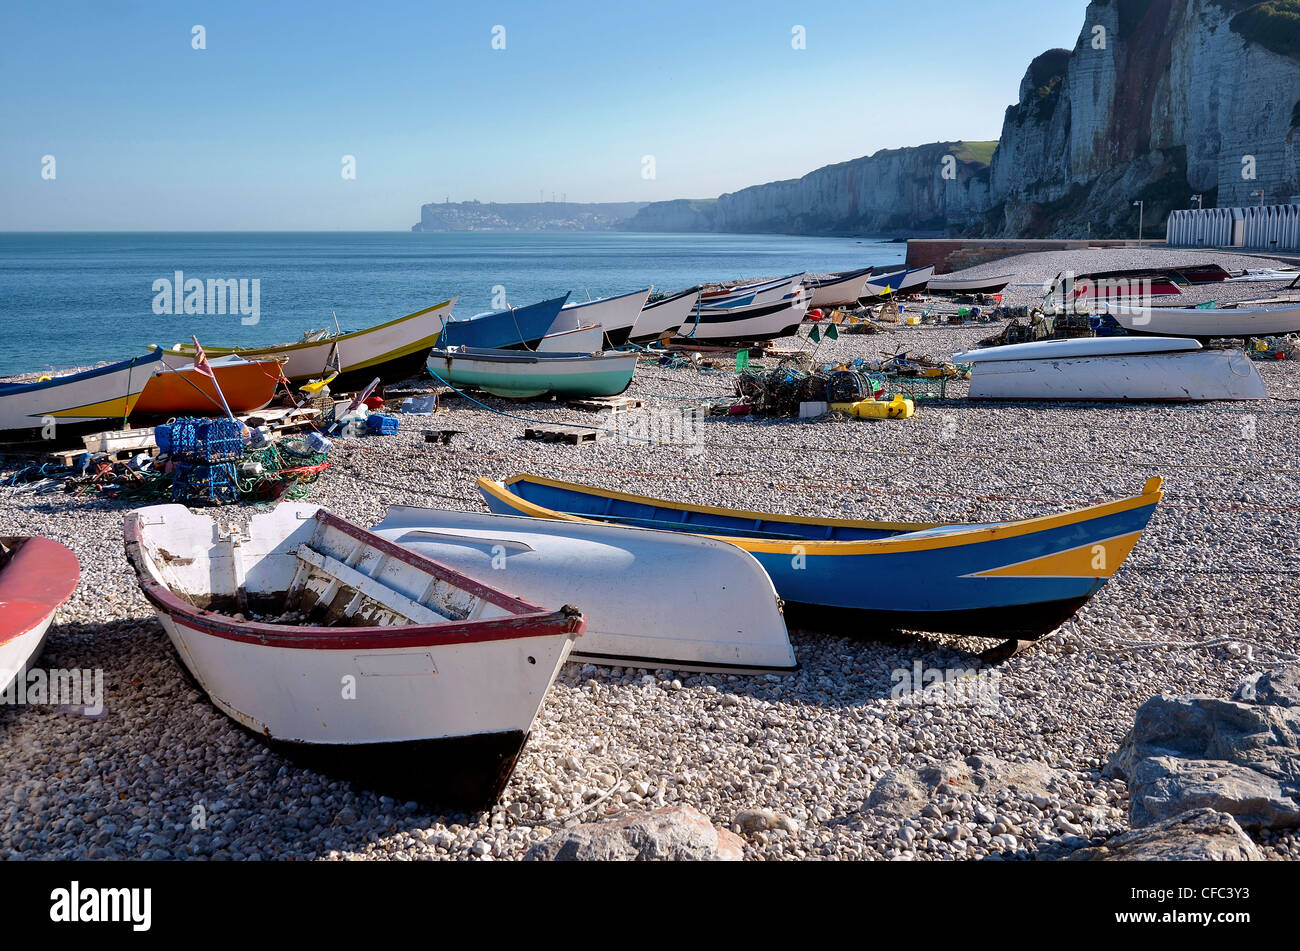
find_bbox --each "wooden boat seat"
[291,544,467,625]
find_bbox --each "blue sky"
[0,0,1090,230]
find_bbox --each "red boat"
[1,537,81,695]
[133,354,285,416]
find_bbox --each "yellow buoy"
[830,395,915,419]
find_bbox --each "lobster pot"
[171,461,240,505]
[157,417,246,463]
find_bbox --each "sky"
[0,0,1091,230]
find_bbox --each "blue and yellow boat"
[477,474,1164,642]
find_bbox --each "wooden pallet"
[523,426,603,445]
[49,444,161,467]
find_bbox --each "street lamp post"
[1252,190,1266,208]
[1133,200,1144,242]
[1190,194,1203,211]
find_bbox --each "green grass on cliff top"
[1231,1,1300,60]
[952,141,998,166]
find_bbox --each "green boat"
[427,347,638,399]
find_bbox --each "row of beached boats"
[6,259,1300,442]
[2,471,1164,806]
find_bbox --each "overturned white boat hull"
[369,507,797,674]
[953,337,1267,401]
[1106,303,1300,338]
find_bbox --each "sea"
[0,232,903,377]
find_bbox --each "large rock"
[523,806,744,861]
[866,753,1061,818]
[1068,808,1263,861]
[1107,666,1300,830]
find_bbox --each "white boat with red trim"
[123,503,584,807]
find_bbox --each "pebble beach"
[3,247,1299,861]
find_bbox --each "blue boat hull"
[436,295,570,350]
[478,474,1164,638]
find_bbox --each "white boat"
[553,288,651,348]
[0,349,165,443]
[123,503,584,807]
[686,293,808,342]
[629,287,700,343]
[1105,303,1300,338]
[369,507,797,675]
[154,299,457,390]
[536,324,604,352]
[861,265,934,301]
[804,267,874,308]
[0,537,81,696]
[428,347,638,399]
[952,337,1267,401]
[927,273,1015,296]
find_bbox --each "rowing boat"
[134,354,285,415]
[804,267,874,308]
[0,536,81,697]
[438,295,570,351]
[927,273,1014,296]
[951,337,1268,401]
[124,503,583,807]
[860,265,934,302]
[553,288,651,348]
[629,287,700,343]
[153,300,456,391]
[428,347,638,399]
[1103,303,1300,339]
[369,507,796,674]
[682,280,809,342]
[0,350,165,444]
[535,324,605,352]
[477,473,1165,647]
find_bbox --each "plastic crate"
[156,417,246,462]
[364,413,399,435]
[170,461,240,505]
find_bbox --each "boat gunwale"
[0,350,165,396]
[481,474,1165,557]
[152,299,456,359]
[123,507,584,650]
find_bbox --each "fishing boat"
[700,273,796,302]
[428,347,638,399]
[123,503,584,807]
[437,295,570,351]
[952,337,1268,401]
[134,354,285,416]
[370,507,796,674]
[927,273,1015,296]
[682,285,809,342]
[477,473,1165,655]
[0,350,165,444]
[154,299,455,391]
[629,287,700,344]
[1103,303,1300,339]
[860,265,934,302]
[553,288,651,348]
[0,536,81,696]
[804,267,875,308]
[536,324,604,353]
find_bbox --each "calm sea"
[0,232,902,377]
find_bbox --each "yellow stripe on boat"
[42,394,141,419]
[480,475,1165,558]
[960,530,1146,579]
